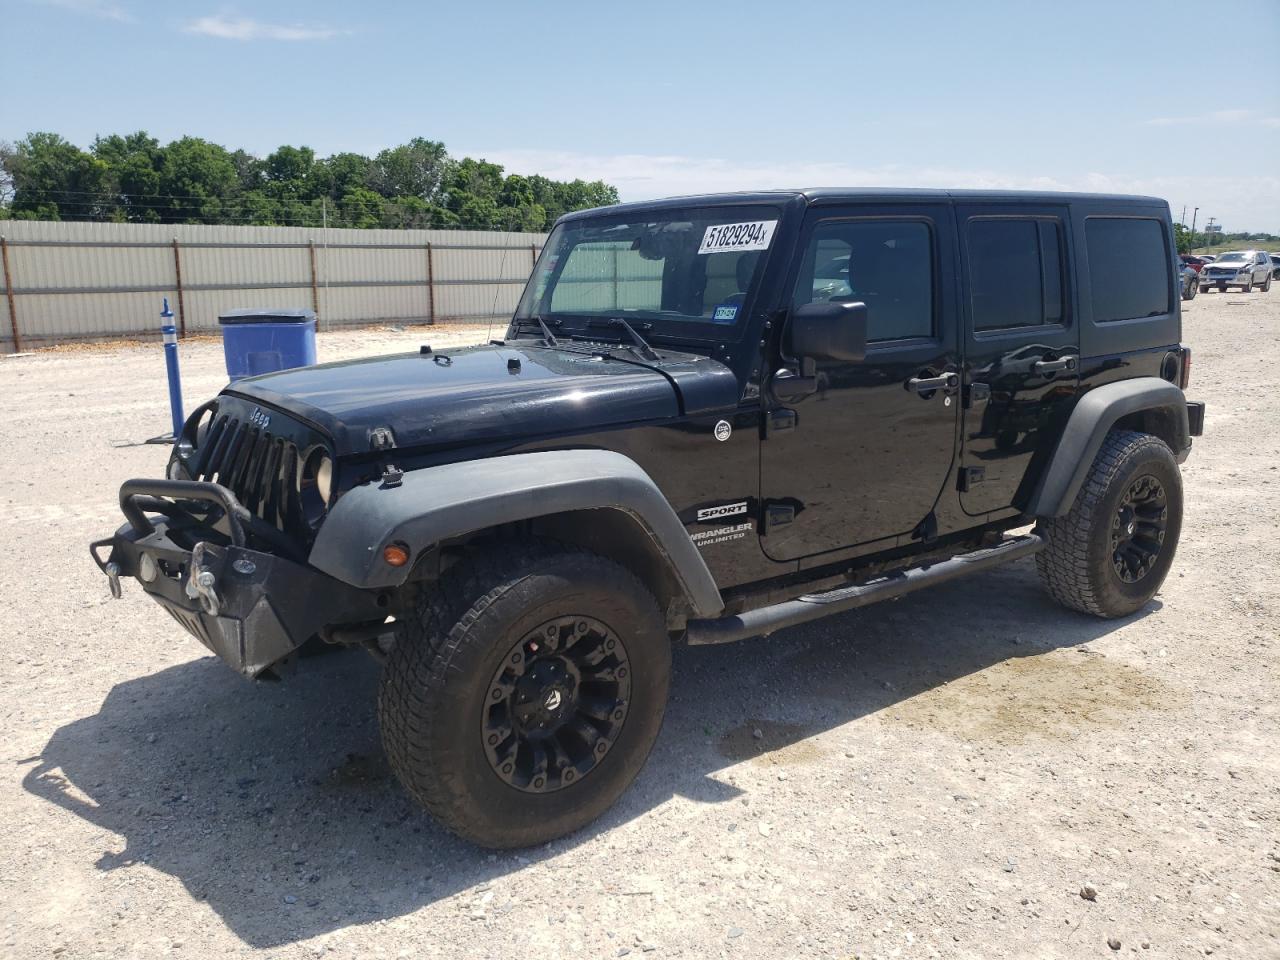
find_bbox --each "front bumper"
[91,479,385,678]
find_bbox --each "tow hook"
[185,542,222,616]
[104,562,122,599]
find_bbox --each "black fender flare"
[307,450,724,619]
[1026,377,1190,519]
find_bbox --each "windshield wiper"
[511,315,560,347]
[587,318,659,362]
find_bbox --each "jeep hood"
[226,341,740,456]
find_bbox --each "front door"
[760,204,960,562]
[956,203,1079,515]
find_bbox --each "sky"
[3,0,1279,230]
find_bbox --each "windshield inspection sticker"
[698,220,777,255]
[711,303,739,323]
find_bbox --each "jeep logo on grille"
[249,407,272,429]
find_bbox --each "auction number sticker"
[698,220,777,255]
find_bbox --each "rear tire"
[1261,274,1272,293]
[1036,431,1183,618]
[378,539,670,848]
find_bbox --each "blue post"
[161,297,184,439]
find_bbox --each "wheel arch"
[308,450,724,620]
[1026,378,1190,519]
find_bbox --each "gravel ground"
[2,296,1277,960]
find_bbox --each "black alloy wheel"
[378,539,670,848]
[482,615,631,793]
[1036,430,1183,618]
[1110,474,1168,584]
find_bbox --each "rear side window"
[967,218,1065,332]
[1086,218,1171,322]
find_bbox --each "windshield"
[1215,252,1248,262]
[515,205,781,335]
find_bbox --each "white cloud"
[30,0,132,22]
[182,14,344,41]
[476,149,1280,232]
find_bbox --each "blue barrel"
[218,308,317,381]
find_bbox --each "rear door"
[760,202,960,560]
[957,203,1079,515]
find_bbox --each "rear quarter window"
[1085,218,1171,322]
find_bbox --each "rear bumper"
[91,480,385,678]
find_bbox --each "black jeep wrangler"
[93,190,1204,848]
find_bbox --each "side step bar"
[686,532,1045,646]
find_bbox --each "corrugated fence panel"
[0,220,548,349]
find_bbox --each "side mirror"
[789,300,868,363]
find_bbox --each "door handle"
[1032,356,1077,375]
[907,372,959,395]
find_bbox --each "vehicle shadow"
[22,558,1158,948]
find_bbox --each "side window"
[967,218,1065,332]
[794,220,934,342]
[1085,218,1171,322]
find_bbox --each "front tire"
[1261,273,1272,293]
[1036,430,1183,618]
[379,540,671,848]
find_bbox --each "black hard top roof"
[558,188,1167,223]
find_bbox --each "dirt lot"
[2,296,1277,960]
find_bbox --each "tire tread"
[1035,430,1172,618]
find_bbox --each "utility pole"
[1190,207,1199,248]
[1180,205,1187,226]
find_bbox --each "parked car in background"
[1178,262,1199,300]
[1270,254,1280,280]
[1180,254,1212,274]
[1199,250,1273,292]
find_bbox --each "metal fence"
[0,220,548,351]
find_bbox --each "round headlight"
[315,455,333,503]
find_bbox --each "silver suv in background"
[1199,250,1274,293]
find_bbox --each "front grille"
[187,409,310,539]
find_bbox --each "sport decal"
[698,220,777,255]
[696,501,748,522]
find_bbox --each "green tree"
[309,151,370,202]
[368,138,448,200]
[5,132,111,219]
[230,149,265,192]
[0,131,620,229]
[339,187,385,228]
[93,131,163,222]
[156,137,238,223]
